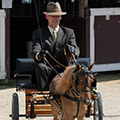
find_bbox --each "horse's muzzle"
[82,98,91,105]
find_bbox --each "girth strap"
[62,94,81,118]
[56,95,63,110]
[62,94,81,102]
[73,102,80,118]
[50,94,63,110]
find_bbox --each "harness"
[62,89,82,118]
[73,65,93,93]
[50,65,94,118]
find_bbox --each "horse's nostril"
[86,101,90,105]
[84,100,86,103]
[82,99,91,105]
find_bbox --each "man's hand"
[36,50,47,61]
[70,46,75,54]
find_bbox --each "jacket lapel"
[43,26,54,46]
[55,27,64,49]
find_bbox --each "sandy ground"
[0,79,120,120]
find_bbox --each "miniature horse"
[50,63,95,120]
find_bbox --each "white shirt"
[48,25,59,35]
[36,26,59,61]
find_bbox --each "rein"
[64,44,77,65]
[45,44,77,68]
[45,50,66,68]
[43,44,77,77]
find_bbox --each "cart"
[9,58,103,120]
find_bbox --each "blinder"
[72,65,95,94]
[91,78,97,89]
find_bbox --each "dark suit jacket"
[31,25,80,66]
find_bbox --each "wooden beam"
[79,0,88,17]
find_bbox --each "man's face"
[46,15,62,29]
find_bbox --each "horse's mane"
[55,65,76,94]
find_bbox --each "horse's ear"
[88,62,95,71]
[76,63,81,71]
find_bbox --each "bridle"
[72,65,93,95]
[62,65,94,118]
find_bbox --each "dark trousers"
[35,63,64,91]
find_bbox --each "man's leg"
[35,63,55,91]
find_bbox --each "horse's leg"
[63,117,74,120]
[77,115,85,120]
[62,114,75,120]
[51,109,59,120]
[51,102,60,120]
[77,104,86,120]
[53,115,59,120]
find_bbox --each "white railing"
[0,10,6,79]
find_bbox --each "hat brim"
[43,12,67,16]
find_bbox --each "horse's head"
[72,63,95,105]
[54,62,96,106]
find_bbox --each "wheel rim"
[94,100,99,120]
[12,94,15,120]
[12,93,19,120]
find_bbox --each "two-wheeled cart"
[9,58,103,120]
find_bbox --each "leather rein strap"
[43,44,77,76]
[46,44,77,68]
[45,50,66,68]
[64,44,77,65]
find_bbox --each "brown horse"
[49,63,95,120]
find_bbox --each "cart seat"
[72,58,90,67]
[15,58,37,90]
[19,83,38,89]
[16,58,36,76]
[15,58,90,90]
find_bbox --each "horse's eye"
[78,79,83,84]
[81,79,83,83]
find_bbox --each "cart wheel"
[93,92,103,120]
[12,93,19,120]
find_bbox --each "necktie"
[53,30,57,42]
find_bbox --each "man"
[31,2,80,91]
